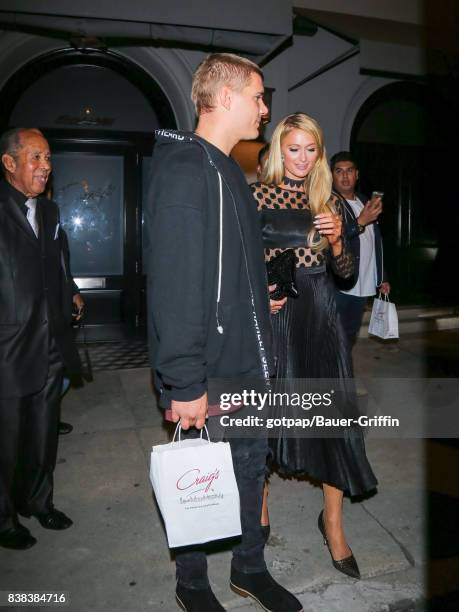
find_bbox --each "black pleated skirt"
[269,266,378,496]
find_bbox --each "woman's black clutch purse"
[266,249,299,300]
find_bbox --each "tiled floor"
[78,340,149,371]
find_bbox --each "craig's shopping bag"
[150,424,242,548]
[368,293,399,339]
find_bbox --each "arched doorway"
[1,49,177,340]
[351,82,456,305]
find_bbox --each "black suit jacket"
[0,180,81,398]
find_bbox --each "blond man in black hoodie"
[145,53,301,612]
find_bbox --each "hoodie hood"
[154,129,223,172]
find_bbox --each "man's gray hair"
[0,128,26,160]
[0,128,43,174]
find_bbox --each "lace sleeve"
[328,238,354,279]
[328,196,354,279]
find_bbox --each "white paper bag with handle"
[368,293,399,339]
[150,424,242,548]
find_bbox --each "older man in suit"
[0,128,81,550]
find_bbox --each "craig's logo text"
[176,468,220,495]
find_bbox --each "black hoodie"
[144,130,274,410]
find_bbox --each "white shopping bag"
[368,293,399,339]
[150,424,242,548]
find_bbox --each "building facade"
[1,0,456,336]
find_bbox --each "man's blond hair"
[191,53,263,115]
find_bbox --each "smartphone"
[371,190,384,199]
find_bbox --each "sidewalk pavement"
[2,330,458,611]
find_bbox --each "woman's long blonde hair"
[261,112,335,252]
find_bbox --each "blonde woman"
[252,113,377,579]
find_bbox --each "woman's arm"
[329,237,354,279]
[314,197,354,279]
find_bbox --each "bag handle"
[172,422,211,444]
[377,291,389,302]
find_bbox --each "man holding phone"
[331,151,390,347]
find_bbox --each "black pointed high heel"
[318,510,361,579]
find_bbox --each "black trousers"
[175,418,269,589]
[0,338,64,532]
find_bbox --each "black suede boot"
[230,568,303,611]
[175,583,225,611]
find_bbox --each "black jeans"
[175,418,268,589]
[335,291,368,347]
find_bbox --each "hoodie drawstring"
[216,171,224,335]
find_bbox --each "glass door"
[47,130,153,341]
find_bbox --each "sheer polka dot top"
[251,182,325,268]
[252,183,309,210]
